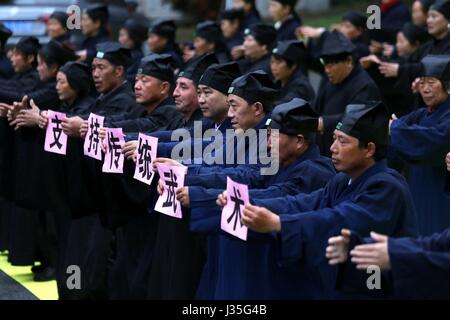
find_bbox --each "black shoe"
[33,267,56,282]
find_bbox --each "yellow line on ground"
[0,253,58,300]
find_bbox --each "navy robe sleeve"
[388,229,450,298]
[257,177,414,266]
[389,111,450,165]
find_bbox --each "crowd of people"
[0,0,449,300]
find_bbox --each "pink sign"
[83,113,105,160]
[102,128,125,173]
[133,133,158,185]
[44,110,67,155]
[221,177,249,241]
[154,163,186,219]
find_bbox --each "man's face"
[227,94,261,130]
[91,58,120,93]
[268,129,299,167]
[221,19,240,39]
[268,1,290,22]
[47,18,66,39]
[81,13,100,37]
[134,74,165,105]
[173,77,198,113]
[323,58,353,85]
[419,77,449,108]
[243,35,266,61]
[330,129,368,174]
[197,84,228,121]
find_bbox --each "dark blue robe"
[275,14,302,42]
[389,97,450,235]
[253,160,418,298]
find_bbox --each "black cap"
[194,21,222,43]
[401,22,430,45]
[199,62,242,94]
[220,8,245,21]
[342,11,367,30]
[420,54,450,81]
[177,53,219,85]
[336,101,389,148]
[267,98,318,136]
[272,0,298,7]
[272,40,306,64]
[430,0,450,20]
[137,53,176,84]
[419,0,434,12]
[15,36,40,56]
[59,61,92,96]
[0,23,12,48]
[149,19,177,42]
[39,40,78,66]
[228,70,278,109]
[244,23,277,48]
[123,19,148,47]
[320,31,355,62]
[95,41,132,68]
[84,4,109,23]
[49,11,69,29]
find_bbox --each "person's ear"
[296,134,305,149]
[160,81,170,95]
[366,142,376,159]
[26,54,35,65]
[114,65,125,78]
[253,101,264,116]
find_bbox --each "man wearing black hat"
[181,98,335,299]
[239,23,277,76]
[103,54,183,133]
[242,101,417,299]
[269,0,302,42]
[271,40,315,105]
[314,30,380,157]
[220,8,245,52]
[194,21,230,64]
[0,23,14,80]
[85,41,137,117]
[389,55,450,237]
[148,19,183,68]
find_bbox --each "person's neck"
[434,29,449,41]
[183,105,199,122]
[65,96,77,106]
[337,65,354,85]
[89,29,100,38]
[281,145,308,168]
[427,95,449,112]
[143,95,166,113]
[212,110,228,125]
[279,13,291,23]
[347,159,376,182]
[104,80,123,95]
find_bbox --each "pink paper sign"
[154,163,186,219]
[83,113,105,160]
[44,110,67,155]
[133,133,158,185]
[221,177,249,241]
[102,128,125,173]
